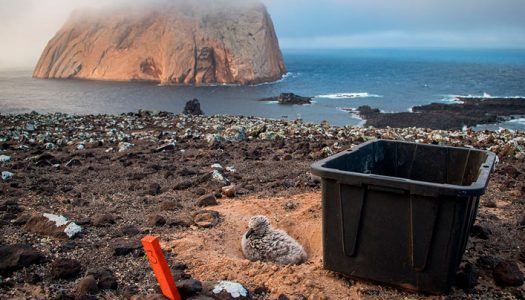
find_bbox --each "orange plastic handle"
[141,236,182,300]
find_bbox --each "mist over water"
[1,49,525,130]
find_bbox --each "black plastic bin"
[311,139,496,294]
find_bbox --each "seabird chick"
[241,215,307,265]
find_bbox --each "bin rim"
[311,139,496,197]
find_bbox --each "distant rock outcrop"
[33,0,286,85]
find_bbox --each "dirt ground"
[0,112,524,299]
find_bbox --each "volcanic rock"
[33,1,286,85]
[50,258,82,280]
[0,244,46,276]
[192,210,220,228]
[176,279,203,298]
[183,99,204,116]
[197,194,218,207]
[493,260,524,287]
[76,275,99,296]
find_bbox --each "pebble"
[148,183,162,196]
[456,262,479,291]
[176,279,203,298]
[197,194,218,207]
[112,239,143,256]
[76,275,99,296]
[192,210,220,228]
[1,171,14,181]
[221,185,236,198]
[477,255,501,270]
[493,260,524,287]
[470,224,491,240]
[86,268,118,290]
[50,258,82,280]
[92,214,116,227]
[147,215,166,227]
[65,159,82,167]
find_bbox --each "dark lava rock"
[470,224,491,240]
[50,258,82,280]
[23,273,43,284]
[121,225,141,236]
[192,210,220,228]
[12,214,30,226]
[75,275,99,296]
[92,214,115,227]
[260,93,312,105]
[112,239,142,256]
[148,183,162,196]
[168,214,193,228]
[87,268,118,290]
[155,143,176,152]
[520,214,525,226]
[187,296,214,300]
[147,215,166,227]
[160,200,181,211]
[176,279,203,298]
[493,260,524,287]
[174,180,193,190]
[0,244,46,276]
[520,250,525,263]
[477,256,501,270]
[355,97,525,130]
[197,194,218,207]
[456,262,479,291]
[65,159,82,167]
[183,99,204,116]
[24,214,68,239]
[172,269,191,281]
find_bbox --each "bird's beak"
[245,228,254,238]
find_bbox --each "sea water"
[1,48,524,130]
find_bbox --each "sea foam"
[316,92,382,99]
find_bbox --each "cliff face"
[33,1,286,85]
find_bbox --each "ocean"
[1,48,524,130]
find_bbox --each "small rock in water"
[50,258,82,279]
[0,155,11,163]
[192,210,220,228]
[493,260,524,287]
[1,171,14,181]
[197,194,218,207]
[183,99,204,116]
[212,281,250,300]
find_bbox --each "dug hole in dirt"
[162,192,361,299]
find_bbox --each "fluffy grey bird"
[241,215,307,265]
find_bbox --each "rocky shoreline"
[352,97,525,130]
[1,111,524,299]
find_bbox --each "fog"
[1,0,524,69]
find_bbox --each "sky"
[1,0,524,69]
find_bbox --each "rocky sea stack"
[33,0,286,85]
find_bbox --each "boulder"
[493,260,524,287]
[183,99,204,116]
[0,244,46,276]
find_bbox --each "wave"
[316,92,383,99]
[441,93,525,104]
[507,118,525,125]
